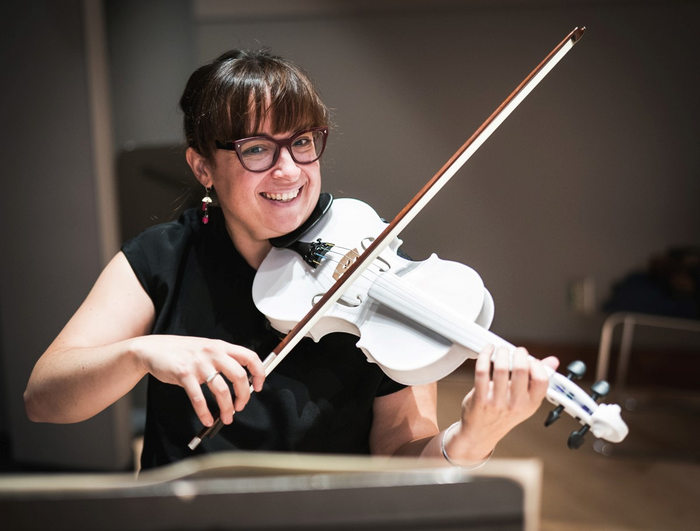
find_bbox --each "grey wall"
[105,0,195,150]
[0,1,131,470]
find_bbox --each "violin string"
[286,244,385,303]
[316,245,386,292]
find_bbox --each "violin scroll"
[545,364,627,449]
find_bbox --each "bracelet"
[441,421,493,471]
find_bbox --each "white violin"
[253,196,629,448]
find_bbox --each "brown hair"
[179,49,330,163]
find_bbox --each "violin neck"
[369,273,506,356]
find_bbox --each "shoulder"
[120,208,203,298]
[122,208,200,258]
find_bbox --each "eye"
[292,135,313,150]
[240,143,270,157]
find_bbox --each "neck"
[224,225,272,270]
[236,236,272,270]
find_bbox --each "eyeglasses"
[215,127,328,172]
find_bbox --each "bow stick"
[189,26,587,449]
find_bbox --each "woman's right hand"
[132,335,265,427]
[25,252,265,427]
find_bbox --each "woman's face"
[205,119,322,247]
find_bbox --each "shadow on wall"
[117,145,199,243]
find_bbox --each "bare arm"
[370,346,558,465]
[24,252,264,426]
[369,383,439,457]
[24,252,153,423]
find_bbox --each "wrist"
[441,421,494,470]
[126,336,151,377]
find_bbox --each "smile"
[261,187,301,203]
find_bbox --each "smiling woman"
[180,50,331,268]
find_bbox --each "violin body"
[253,198,495,385]
[253,197,629,445]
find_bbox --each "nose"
[271,146,301,180]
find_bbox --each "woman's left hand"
[447,345,559,462]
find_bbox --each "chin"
[261,190,318,236]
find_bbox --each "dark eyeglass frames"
[215,127,328,173]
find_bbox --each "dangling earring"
[201,187,212,224]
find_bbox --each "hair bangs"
[181,49,330,162]
[240,65,329,138]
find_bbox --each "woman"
[24,49,558,469]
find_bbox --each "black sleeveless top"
[122,207,405,469]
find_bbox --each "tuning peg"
[567,382,612,450]
[590,380,610,401]
[566,360,586,380]
[544,360,587,428]
[545,405,563,426]
[568,425,590,450]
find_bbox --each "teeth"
[263,189,300,202]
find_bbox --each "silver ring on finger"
[205,371,219,383]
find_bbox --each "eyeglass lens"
[237,129,326,172]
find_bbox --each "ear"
[186,147,213,188]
